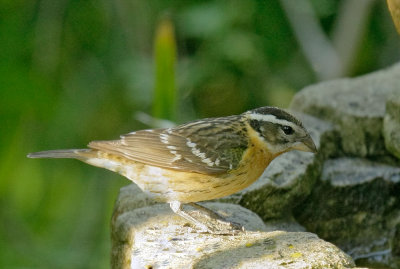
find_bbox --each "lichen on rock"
[111,201,355,269]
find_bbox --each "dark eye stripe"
[249,119,261,132]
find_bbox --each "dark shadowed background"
[1,0,399,268]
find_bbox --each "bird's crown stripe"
[248,113,298,129]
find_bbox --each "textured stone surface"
[290,63,400,157]
[111,201,356,269]
[294,157,400,268]
[219,112,336,220]
[112,183,159,215]
[384,92,400,159]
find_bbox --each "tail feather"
[27,149,92,159]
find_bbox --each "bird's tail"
[28,148,133,177]
[27,149,93,159]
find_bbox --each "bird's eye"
[282,125,294,135]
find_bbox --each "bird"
[28,106,317,234]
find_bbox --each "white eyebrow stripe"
[248,113,298,129]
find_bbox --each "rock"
[384,92,400,159]
[290,63,400,158]
[219,112,337,220]
[111,201,356,269]
[112,183,159,216]
[294,157,400,268]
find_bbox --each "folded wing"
[88,116,249,175]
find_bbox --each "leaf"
[153,17,177,121]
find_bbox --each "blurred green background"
[1,0,399,268]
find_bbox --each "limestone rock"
[112,183,159,216]
[294,157,400,268]
[290,63,400,158]
[219,112,336,220]
[111,201,356,269]
[384,92,400,159]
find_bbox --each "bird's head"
[244,107,317,156]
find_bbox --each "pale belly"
[83,147,272,203]
[131,161,268,203]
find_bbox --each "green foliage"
[153,18,177,121]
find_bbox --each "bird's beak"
[292,135,318,153]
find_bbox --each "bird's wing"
[88,116,249,175]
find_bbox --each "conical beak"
[292,135,318,153]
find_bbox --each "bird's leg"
[169,201,244,235]
[169,201,210,232]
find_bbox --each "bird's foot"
[169,201,245,235]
